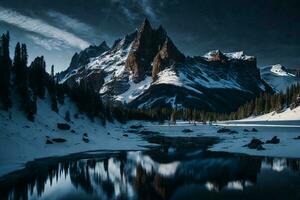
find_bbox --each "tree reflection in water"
[1,150,300,200]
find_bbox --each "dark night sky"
[0,0,299,72]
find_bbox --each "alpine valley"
[58,19,273,112]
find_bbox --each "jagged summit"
[58,19,272,112]
[125,19,184,82]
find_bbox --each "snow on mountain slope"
[59,19,271,111]
[270,64,295,77]
[204,50,254,61]
[261,64,300,93]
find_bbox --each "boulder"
[123,134,129,137]
[266,136,280,144]
[293,136,300,140]
[82,133,89,143]
[244,139,265,150]
[52,138,67,143]
[243,129,249,132]
[71,130,76,133]
[217,128,231,133]
[57,123,71,130]
[46,139,53,144]
[182,129,193,133]
[251,128,258,132]
[230,130,238,134]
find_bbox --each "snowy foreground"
[1,100,300,178]
[0,98,150,177]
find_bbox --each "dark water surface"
[1,136,300,200]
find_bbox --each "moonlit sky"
[0,0,299,72]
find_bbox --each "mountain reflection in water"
[1,149,300,200]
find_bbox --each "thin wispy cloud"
[47,10,95,36]
[0,6,90,50]
[27,35,68,51]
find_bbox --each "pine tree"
[51,65,55,78]
[29,56,46,98]
[0,32,12,109]
[14,43,36,121]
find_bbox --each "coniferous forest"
[0,32,299,124]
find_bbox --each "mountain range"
[58,19,275,112]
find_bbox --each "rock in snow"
[182,128,193,133]
[57,123,71,130]
[244,139,265,150]
[266,136,280,144]
[52,138,67,143]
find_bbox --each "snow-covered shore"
[0,98,150,177]
[1,99,300,178]
[237,106,300,122]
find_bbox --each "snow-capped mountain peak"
[203,50,254,61]
[58,19,272,112]
[260,64,300,93]
[270,64,295,77]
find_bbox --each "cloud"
[27,34,69,51]
[0,6,90,50]
[46,10,95,36]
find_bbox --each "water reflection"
[1,150,300,200]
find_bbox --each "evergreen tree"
[14,43,36,121]
[29,56,46,98]
[0,32,12,109]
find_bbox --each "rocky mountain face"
[59,19,272,112]
[260,64,300,93]
[57,42,109,81]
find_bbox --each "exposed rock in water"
[251,128,258,132]
[217,128,232,133]
[243,129,250,132]
[182,128,193,133]
[52,138,67,143]
[123,134,129,137]
[266,136,280,144]
[294,136,300,140]
[57,123,71,130]
[244,139,265,150]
